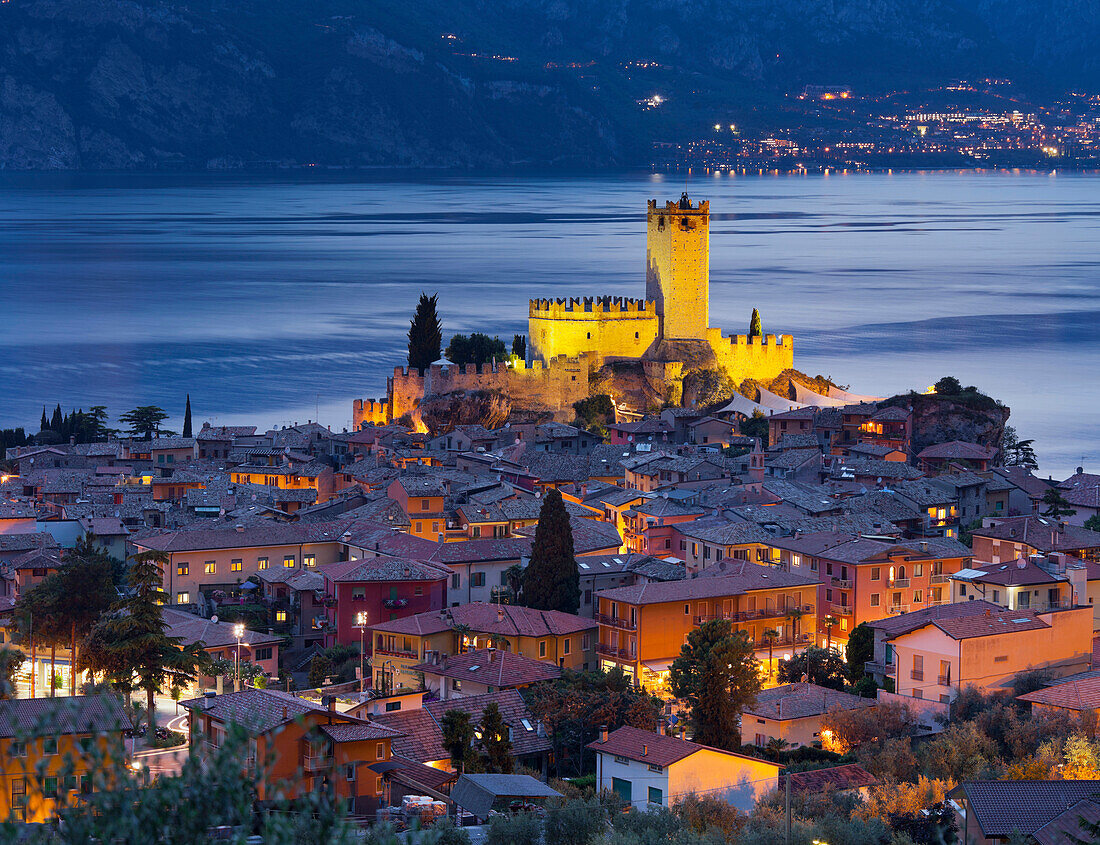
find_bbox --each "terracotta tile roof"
[135,520,354,552]
[180,688,386,736]
[0,532,59,553]
[868,600,1003,639]
[389,754,459,791]
[931,609,1050,640]
[161,608,283,650]
[431,538,532,564]
[369,601,595,638]
[1018,677,1100,711]
[953,781,1100,838]
[917,440,996,460]
[1032,798,1100,845]
[413,648,561,688]
[745,683,875,721]
[320,722,403,742]
[954,559,1063,587]
[587,725,779,770]
[318,557,449,583]
[9,547,63,570]
[974,516,1100,553]
[0,694,130,738]
[394,476,448,497]
[596,561,817,605]
[781,764,877,795]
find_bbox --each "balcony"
[695,604,814,626]
[937,675,952,686]
[888,578,911,588]
[910,669,924,681]
[303,754,332,773]
[886,605,909,615]
[830,578,853,589]
[595,643,633,660]
[755,633,811,649]
[373,647,418,660]
[830,606,853,616]
[930,574,951,585]
[864,660,896,676]
[595,612,636,632]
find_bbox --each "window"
[420,499,430,511]
[415,522,423,533]
[613,755,631,765]
[275,610,287,623]
[564,638,571,655]
[283,556,295,568]
[913,590,923,604]
[871,567,881,581]
[539,640,547,658]
[471,572,486,588]
[452,679,462,691]
[204,561,216,575]
[231,559,242,572]
[79,775,92,795]
[43,737,57,755]
[352,587,366,600]
[9,741,26,758]
[472,526,481,538]
[304,555,316,567]
[346,765,355,782]
[255,647,273,661]
[684,604,690,615]
[177,592,190,605]
[914,564,923,577]
[11,777,25,808]
[44,777,57,799]
[414,586,423,596]
[648,786,663,805]
[452,573,460,589]
[376,742,385,760]
[994,654,1008,663]
[582,633,591,650]
[870,593,880,607]
[177,563,189,576]
[385,701,401,712]
[258,557,269,570]
[992,589,1000,603]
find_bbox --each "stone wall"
[352,399,390,429]
[707,329,794,385]
[528,296,660,365]
[646,197,709,340]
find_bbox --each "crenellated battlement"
[648,197,709,215]
[352,398,391,429]
[529,296,655,318]
[722,333,793,348]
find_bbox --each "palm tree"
[765,737,789,761]
[823,615,838,652]
[763,628,779,682]
[0,647,22,699]
[785,606,805,641]
[452,623,472,654]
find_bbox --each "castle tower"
[646,193,710,341]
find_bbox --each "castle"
[354,195,794,428]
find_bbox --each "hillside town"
[1,371,1099,841]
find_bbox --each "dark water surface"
[1,170,1097,478]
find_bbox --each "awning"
[756,388,807,412]
[793,383,846,408]
[368,760,403,774]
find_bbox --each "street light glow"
[233,623,245,638]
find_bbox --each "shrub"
[544,798,607,845]
[486,812,542,845]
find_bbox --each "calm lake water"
[1,170,1097,479]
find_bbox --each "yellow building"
[0,695,130,824]
[367,602,595,691]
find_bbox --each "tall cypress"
[407,293,443,374]
[50,404,63,431]
[40,407,48,432]
[523,489,580,615]
[183,395,193,438]
[749,308,762,338]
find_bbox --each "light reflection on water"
[0,170,1097,477]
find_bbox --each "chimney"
[985,608,991,617]
[642,744,648,757]
[679,726,686,739]
[919,540,928,553]
[283,707,288,720]
[497,606,504,622]
[658,722,665,736]
[488,648,495,663]
[599,725,608,743]
[235,524,245,533]
[202,690,216,710]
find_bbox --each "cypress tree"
[512,334,527,360]
[183,394,193,438]
[407,293,443,374]
[749,308,762,338]
[50,404,63,431]
[523,489,580,615]
[40,407,48,431]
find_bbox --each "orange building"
[387,477,447,542]
[181,688,402,814]
[594,562,817,692]
[229,461,334,503]
[0,695,130,823]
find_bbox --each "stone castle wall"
[707,329,794,385]
[352,399,390,429]
[529,296,660,365]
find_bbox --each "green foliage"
[119,405,170,440]
[512,334,527,360]
[544,798,607,845]
[409,292,444,373]
[573,394,614,434]
[182,394,192,439]
[958,517,984,548]
[683,368,735,409]
[480,703,514,773]
[486,811,542,845]
[845,622,874,682]
[524,489,580,614]
[1086,514,1100,533]
[446,332,507,367]
[1042,486,1077,519]
[777,647,847,690]
[749,308,762,338]
[669,619,760,749]
[442,709,480,773]
[933,376,963,395]
[918,721,998,781]
[1000,425,1038,470]
[524,667,661,777]
[739,409,768,445]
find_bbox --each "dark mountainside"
[0,0,1096,170]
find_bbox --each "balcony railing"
[888,578,911,588]
[831,606,853,616]
[755,633,811,649]
[595,643,633,660]
[930,574,951,584]
[303,755,332,773]
[693,605,814,626]
[864,660,896,676]
[886,605,909,615]
[910,669,924,681]
[937,675,952,686]
[831,578,853,589]
[373,647,418,660]
[595,612,636,631]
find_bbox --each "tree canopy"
[748,308,762,338]
[182,394,193,438]
[777,646,848,690]
[445,333,507,367]
[1042,487,1077,519]
[119,406,170,440]
[668,619,760,749]
[523,489,580,614]
[408,293,443,373]
[512,334,527,360]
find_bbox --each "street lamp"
[355,612,368,693]
[233,623,245,692]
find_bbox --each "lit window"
[231,559,242,572]
[303,555,316,568]
[283,557,295,568]
[177,592,190,605]
[258,558,269,570]
[204,561,216,575]
[276,610,287,622]
[177,563,189,576]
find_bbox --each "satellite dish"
[210,615,219,624]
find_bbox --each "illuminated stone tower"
[646,193,710,341]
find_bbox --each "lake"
[1,170,1097,479]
